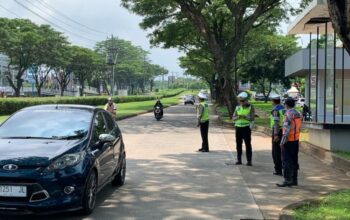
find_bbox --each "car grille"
[0,178,48,203]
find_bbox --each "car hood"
[0,139,84,167]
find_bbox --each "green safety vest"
[270,106,284,129]
[235,105,251,127]
[199,101,209,122]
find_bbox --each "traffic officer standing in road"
[197,92,209,152]
[270,95,285,176]
[233,92,255,166]
[277,97,302,187]
[104,97,117,120]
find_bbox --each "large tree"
[69,46,99,96]
[95,37,168,94]
[31,24,69,96]
[0,18,40,96]
[121,0,288,115]
[240,32,299,102]
[327,0,350,54]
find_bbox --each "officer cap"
[237,92,248,100]
[198,92,208,100]
[270,94,281,100]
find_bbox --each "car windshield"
[0,109,93,139]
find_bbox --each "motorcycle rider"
[154,98,164,117]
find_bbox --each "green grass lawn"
[99,91,195,120]
[334,151,350,161]
[0,116,8,123]
[293,190,350,220]
[0,91,195,123]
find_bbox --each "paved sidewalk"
[220,121,350,219]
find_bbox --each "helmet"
[108,97,112,101]
[284,97,295,108]
[270,94,281,100]
[237,92,248,100]
[198,92,208,100]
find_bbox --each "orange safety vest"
[283,109,302,142]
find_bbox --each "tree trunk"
[215,60,237,118]
[37,87,42,97]
[60,87,64,96]
[328,0,350,54]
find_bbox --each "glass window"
[92,112,108,142]
[310,34,317,122]
[102,112,120,137]
[0,109,92,139]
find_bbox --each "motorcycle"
[154,106,163,121]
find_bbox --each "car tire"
[81,171,97,215]
[112,155,126,186]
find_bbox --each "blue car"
[0,105,126,215]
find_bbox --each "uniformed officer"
[104,97,117,120]
[277,97,302,187]
[197,92,209,152]
[233,92,255,166]
[270,95,285,176]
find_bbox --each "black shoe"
[201,150,209,152]
[198,148,203,152]
[246,162,252,166]
[235,161,242,165]
[276,181,293,187]
[273,172,283,176]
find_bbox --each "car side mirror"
[98,134,115,143]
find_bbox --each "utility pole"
[106,35,118,96]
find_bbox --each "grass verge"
[334,151,350,161]
[0,91,195,123]
[293,189,350,220]
[101,91,196,120]
[0,116,8,123]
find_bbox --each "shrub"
[0,89,184,115]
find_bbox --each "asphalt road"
[3,104,263,220]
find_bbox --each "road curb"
[300,141,350,175]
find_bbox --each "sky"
[0,0,305,76]
[0,0,184,75]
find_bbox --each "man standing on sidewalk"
[233,92,255,166]
[197,92,209,152]
[270,95,285,176]
[277,97,301,187]
[104,97,117,120]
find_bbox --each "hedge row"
[0,89,184,115]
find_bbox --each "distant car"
[254,94,268,101]
[184,95,195,105]
[0,105,126,215]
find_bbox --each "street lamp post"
[106,35,118,96]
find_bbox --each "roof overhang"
[288,0,333,35]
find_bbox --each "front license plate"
[0,185,27,197]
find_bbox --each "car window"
[92,112,109,142]
[102,112,120,137]
[0,109,92,139]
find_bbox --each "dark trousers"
[272,129,283,173]
[282,141,299,182]
[235,126,252,162]
[200,121,209,151]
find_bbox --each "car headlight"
[46,152,85,171]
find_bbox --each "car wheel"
[112,155,126,186]
[81,171,97,215]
